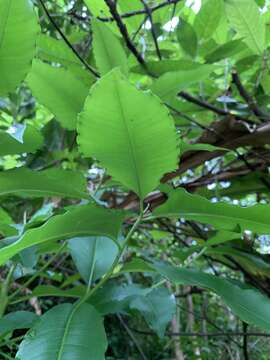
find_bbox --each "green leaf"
[132,60,204,76]
[27,60,89,130]
[0,311,38,336]
[36,34,81,68]
[0,0,39,95]
[120,258,155,273]
[205,230,240,246]
[78,69,178,199]
[68,236,118,284]
[36,34,94,86]
[92,18,128,75]
[205,39,247,63]
[130,287,176,337]
[150,65,214,103]
[90,281,175,337]
[0,207,14,236]
[90,282,146,315]
[154,187,270,234]
[153,262,270,332]
[16,303,107,360]
[177,18,198,58]
[32,285,85,299]
[225,0,265,54]
[194,0,223,40]
[0,204,124,266]
[84,0,111,17]
[0,168,88,199]
[0,125,43,156]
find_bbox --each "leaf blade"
[78,69,178,199]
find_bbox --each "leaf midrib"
[114,77,143,198]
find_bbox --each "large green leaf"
[0,168,88,199]
[78,69,178,199]
[0,125,43,156]
[0,0,39,95]
[225,0,265,54]
[92,18,128,75]
[153,262,270,332]
[150,65,214,103]
[154,187,270,234]
[16,303,107,360]
[68,236,118,284]
[194,0,223,40]
[0,204,124,266]
[27,60,89,130]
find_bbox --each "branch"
[140,0,162,60]
[242,322,249,360]
[38,0,99,78]
[98,0,182,22]
[117,314,148,360]
[178,91,254,123]
[132,329,270,337]
[104,0,149,72]
[232,70,269,122]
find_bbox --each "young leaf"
[129,287,176,337]
[153,262,270,332]
[0,0,39,95]
[68,236,118,283]
[177,19,198,58]
[16,303,107,360]
[154,187,270,234]
[78,69,178,199]
[0,205,124,266]
[27,60,89,130]
[151,65,214,103]
[92,18,128,75]
[194,0,223,40]
[225,0,265,54]
[0,168,88,199]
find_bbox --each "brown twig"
[139,0,162,60]
[178,91,253,123]
[99,0,182,22]
[232,70,269,122]
[104,0,149,72]
[38,0,99,78]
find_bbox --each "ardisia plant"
[1,0,270,359]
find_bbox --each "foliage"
[1,0,270,359]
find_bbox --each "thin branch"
[178,91,253,123]
[117,315,148,360]
[132,329,270,338]
[38,0,99,78]
[242,322,249,360]
[140,0,162,60]
[99,0,182,22]
[232,70,269,122]
[104,0,150,73]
